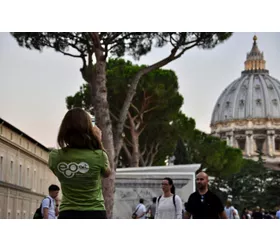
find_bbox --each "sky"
[1,32,280,147]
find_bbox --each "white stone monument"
[112,164,200,219]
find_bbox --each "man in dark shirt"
[185,172,227,219]
[252,206,263,219]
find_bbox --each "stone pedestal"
[112,164,200,219]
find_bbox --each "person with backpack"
[48,108,111,219]
[155,177,183,219]
[33,184,60,219]
[132,198,146,219]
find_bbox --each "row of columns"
[223,130,277,157]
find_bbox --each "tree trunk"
[127,112,140,168]
[86,34,183,217]
[113,53,177,163]
[131,131,140,168]
[92,57,116,219]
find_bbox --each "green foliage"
[174,138,189,165]
[65,58,184,166]
[210,152,280,211]
[11,32,233,167]
[173,125,244,177]
[11,32,233,166]
[66,84,92,112]
[11,33,232,61]
[10,33,158,60]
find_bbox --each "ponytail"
[171,185,175,195]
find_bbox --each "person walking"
[146,197,157,219]
[155,177,183,219]
[185,172,227,219]
[132,199,147,219]
[241,208,250,219]
[224,200,238,219]
[33,184,60,219]
[252,206,263,219]
[276,207,280,219]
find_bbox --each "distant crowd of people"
[241,206,279,219]
[132,172,280,219]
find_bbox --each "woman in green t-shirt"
[48,108,111,219]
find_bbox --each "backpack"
[33,197,52,219]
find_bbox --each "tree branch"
[114,35,201,160]
[89,32,103,50]
[107,33,132,53]
[138,124,147,136]
[139,155,145,166]
[144,142,155,166]
[128,110,138,124]
[148,142,160,166]
[130,103,140,114]
[124,137,134,147]
[122,143,132,163]
[141,143,147,157]
[89,32,107,61]
[43,36,84,58]
[110,111,119,122]
[55,50,82,58]
[143,106,158,114]
[173,42,199,60]
[105,33,122,45]
[169,34,178,48]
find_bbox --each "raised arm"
[101,151,111,178]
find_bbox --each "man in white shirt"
[41,184,60,219]
[224,200,237,219]
[276,207,280,219]
[135,198,146,219]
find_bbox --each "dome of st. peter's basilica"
[211,36,280,167]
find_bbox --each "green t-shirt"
[48,148,109,212]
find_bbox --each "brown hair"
[57,108,103,150]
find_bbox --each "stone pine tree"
[11,32,232,218]
[66,58,184,168]
[174,138,189,165]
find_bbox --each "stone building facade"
[0,118,60,219]
[211,36,280,167]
